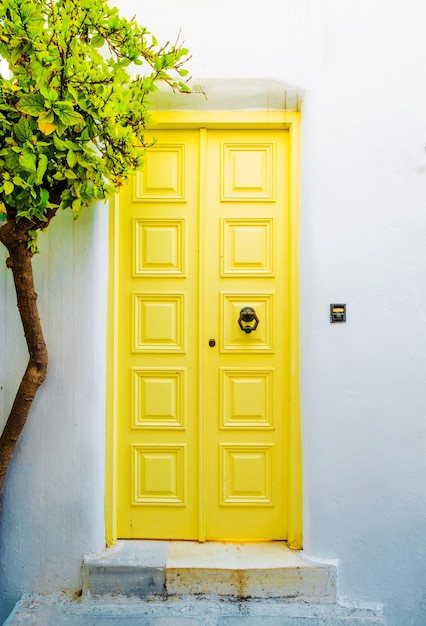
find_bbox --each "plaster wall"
[0,206,108,620]
[1,1,426,624]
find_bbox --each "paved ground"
[5,593,385,625]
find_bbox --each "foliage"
[0,0,190,233]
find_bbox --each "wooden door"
[116,128,290,540]
[203,130,289,539]
[116,130,200,538]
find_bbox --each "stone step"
[6,593,386,625]
[82,541,337,603]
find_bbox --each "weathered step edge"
[5,592,386,626]
[82,541,337,603]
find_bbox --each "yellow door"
[117,128,290,540]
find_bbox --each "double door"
[116,128,290,540]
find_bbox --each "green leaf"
[53,135,68,151]
[3,180,14,194]
[39,188,49,208]
[66,150,77,168]
[39,85,59,104]
[17,94,46,116]
[56,108,85,128]
[19,151,37,172]
[72,198,81,215]
[55,118,68,136]
[91,33,105,48]
[27,230,39,254]
[14,117,33,142]
[36,154,48,184]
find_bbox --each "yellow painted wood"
[110,115,301,544]
[148,110,300,130]
[203,130,289,540]
[198,128,208,542]
[106,192,119,546]
[116,130,200,538]
[287,117,302,550]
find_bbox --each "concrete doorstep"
[82,541,337,602]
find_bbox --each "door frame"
[106,110,302,549]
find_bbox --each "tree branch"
[0,231,48,494]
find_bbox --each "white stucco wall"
[0,206,108,619]
[1,1,426,624]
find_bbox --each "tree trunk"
[0,223,48,496]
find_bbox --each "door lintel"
[148,110,299,130]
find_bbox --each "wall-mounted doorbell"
[330,304,346,323]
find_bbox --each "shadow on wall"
[150,77,302,112]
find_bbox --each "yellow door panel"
[203,130,289,540]
[117,130,200,539]
[222,218,274,275]
[116,128,291,541]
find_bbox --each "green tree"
[0,0,190,494]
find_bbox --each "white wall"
[0,207,108,620]
[1,1,426,624]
